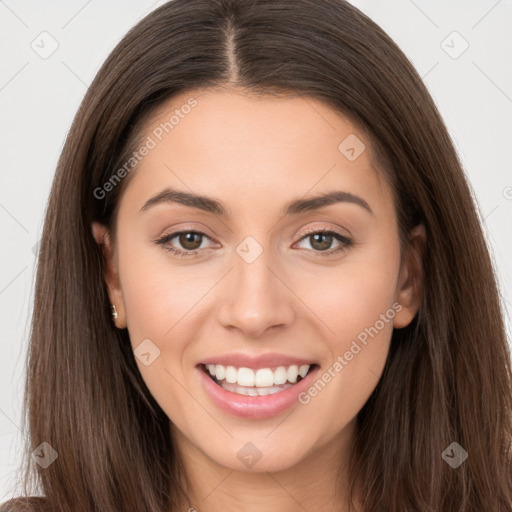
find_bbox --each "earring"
[111,304,118,319]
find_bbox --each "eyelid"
[296,225,350,239]
[157,222,217,238]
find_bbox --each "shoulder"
[0,497,51,512]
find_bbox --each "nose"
[216,245,296,338]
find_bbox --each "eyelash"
[154,228,353,258]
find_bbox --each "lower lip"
[197,365,319,419]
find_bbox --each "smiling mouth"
[200,363,319,396]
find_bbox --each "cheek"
[116,241,204,415]
[292,237,400,349]
[290,237,400,416]
[117,233,207,342]
[115,235,220,403]
[292,307,395,436]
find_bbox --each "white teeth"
[273,366,288,385]
[298,365,310,378]
[220,381,295,396]
[237,367,255,387]
[215,364,226,381]
[287,365,299,383]
[204,363,312,387]
[255,368,274,387]
[225,366,238,384]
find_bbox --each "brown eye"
[295,230,353,255]
[178,232,203,250]
[155,230,214,257]
[309,233,334,251]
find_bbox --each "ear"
[393,224,426,329]
[91,221,127,329]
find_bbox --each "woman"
[3,0,512,510]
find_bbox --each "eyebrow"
[139,187,373,216]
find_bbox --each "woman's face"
[93,87,423,473]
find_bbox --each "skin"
[92,87,425,512]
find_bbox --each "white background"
[1,0,511,501]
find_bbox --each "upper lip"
[198,352,318,370]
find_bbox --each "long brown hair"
[3,0,512,510]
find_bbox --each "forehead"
[119,87,394,218]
